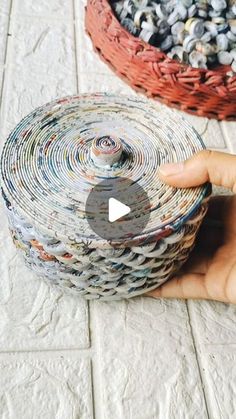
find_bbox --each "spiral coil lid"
[0,94,209,247]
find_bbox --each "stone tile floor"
[0,1,235,418]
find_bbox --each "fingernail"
[159,162,184,177]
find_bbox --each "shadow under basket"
[85,0,236,120]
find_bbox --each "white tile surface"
[0,0,10,100]
[188,301,236,418]
[14,0,74,19]
[221,121,236,152]
[0,0,10,66]
[0,0,236,417]
[0,358,93,419]
[92,298,208,419]
[0,14,77,140]
[0,207,89,350]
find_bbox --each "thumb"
[159,150,236,193]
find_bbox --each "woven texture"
[0,94,210,300]
[85,0,236,120]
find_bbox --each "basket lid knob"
[90,135,123,167]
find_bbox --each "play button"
[85,177,150,243]
[108,198,130,223]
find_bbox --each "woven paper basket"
[85,0,236,120]
[0,94,211,301]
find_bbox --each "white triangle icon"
[108,198,131,223]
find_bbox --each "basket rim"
[91,0,235,87]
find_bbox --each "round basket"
[85,0,236,120]
[0,94,210,301]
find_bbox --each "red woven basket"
[85,0,236,120]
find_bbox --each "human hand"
[146,150,236,303]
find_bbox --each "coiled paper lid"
[0,94,210,247]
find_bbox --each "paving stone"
[0,207,89,351]
[0,358,93,419]
[93,298,208,419]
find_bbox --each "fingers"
[159,150,236,192]
[145,273,210,300]
[145,243,236,303]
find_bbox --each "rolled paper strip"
[181,0,193,7]
[212,16,226,24]
[188,18,205,38]
[139,28,153,43]
[171,21,185,36]
[218,50,233,64]
[204,21,218,37]
[189,50,207,67]
[160,35,173,51]
[201,31,212,43]
[155,4,167,20]
[176,4,187,20]
[91,135,123,166]
[216,33,229,51]
[0,94,211,300]
[211,0,227,12]
[229,19,236,34]
[188,4,197,17]
[185,17,195,32]
[227,30,236,41]
[167,11,179,26]
[196,41,217,56]
[183,35,198,53]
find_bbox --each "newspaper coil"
[0,94,210,300]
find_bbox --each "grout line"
[0,347,93,356]
[89,301,105,419]
[86,293,92,351]
[199,119,209,138]
[73,0,80,94]
[90,360,97,419]
[187,301,212,419]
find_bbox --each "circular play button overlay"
[85,177,150,242]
